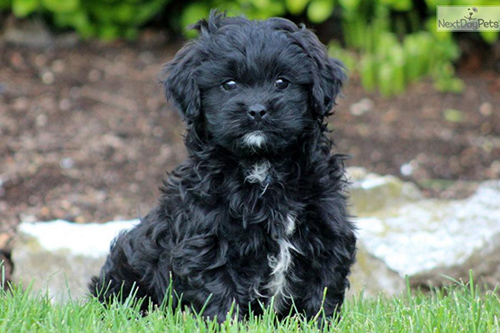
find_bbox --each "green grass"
[1,277,499,332]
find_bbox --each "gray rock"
[3,18,54,48]
[12,220,138,302]
[2,17,79,48]
[349,98,374,116]
[347,242,406,297]
[349,173,500,296]
[347,167,422,216]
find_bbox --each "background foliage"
[1,0,498,94]
[0,0,169,39]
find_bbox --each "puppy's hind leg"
[89,230,153,310]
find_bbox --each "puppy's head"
[161,11,346,155]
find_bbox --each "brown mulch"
[0,33,499,284]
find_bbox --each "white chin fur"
[242,131,266,148]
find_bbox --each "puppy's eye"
[275,78,289,89]
[222,80,238,91]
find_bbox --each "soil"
[0,31,499,282]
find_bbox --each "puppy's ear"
[294,28,347,118]
[160,44,201,124]
[160,11,228,124]
[312,55,347,117]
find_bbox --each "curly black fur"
[89,11,356,322]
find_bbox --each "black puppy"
[90,11,356,322]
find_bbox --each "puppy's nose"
[248,104,267,122]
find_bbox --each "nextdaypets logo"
[464,7,478,21]
[437,6,500,31]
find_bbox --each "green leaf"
[449,78,465,93]
[75,22,95,39]
[53,10,82,27]
[389,44,404,65]
[252,0,272,10]
[436,38,460,61]
[479,30,499,44]
[113,3,136,24]
[391,0,412,11]
[389,45,406,94]
[41,0,79,13]
[343,16,366,49]
[124,27,139,40]
[392,63,406,94]
[87,3,114,24]
[403,33,431,81]
[54,11,94,38]
[375,32,398,60]
[98,24,120,41]
[377,51,406,97]
[360,55,376,92]
[0,0,12,10]
[338,0,360,12]
[453,0,475,5]
[443,109,464,123]
[436,77,465,93]
[378,62,395,96]
[328,41,356,71]
[285,0,309,15]
[307,0,334,23]
[134,0,168,26]
[12,0,39,17]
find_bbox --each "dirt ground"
[0,32,499,280]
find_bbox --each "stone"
[3,18,53,48]
[1,17,79,48]
[347,242,406,297]
[349,175,500,296]
[11,220,138,302]
[349,98,374,116]
[347,167,422,216]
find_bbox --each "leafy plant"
[325,0,469,95]
[0,0,11,10]
[7,0,169,40]
[2,0,496,95]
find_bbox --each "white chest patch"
[245,160,270,184]
[266,213,298,310]
[242,131,266,148]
